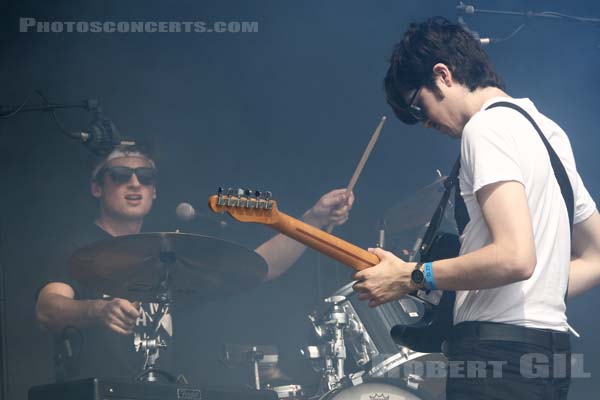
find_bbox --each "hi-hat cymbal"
[69,232,268,303]
[384,176,447,234]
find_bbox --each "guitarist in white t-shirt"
[353,16,600,399]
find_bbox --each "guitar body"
[391,232,460,353]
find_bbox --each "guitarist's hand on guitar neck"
[353,247,418,308]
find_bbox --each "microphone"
[176,202,228,228]
[457,1,475,15]
[75,115,135,155]
[457,16,491,46]
[176,202,196,222]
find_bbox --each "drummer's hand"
[353,248,415,307]
[303,189,354,228]
[94,298,141,335]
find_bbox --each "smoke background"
[1,0,599,398]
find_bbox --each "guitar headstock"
[208,187,281,225]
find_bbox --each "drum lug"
[349,371,365,387]
[405,373,425,390]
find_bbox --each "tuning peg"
[226,188,238,206]
[255,190,267,209]
[265,191,273,209]
[216,187,226,205]
[247,189,257,209]
[235,188,247,207]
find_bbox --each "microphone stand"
[457,2,600,46]
[0,92,134,155]
[458,1,600,23]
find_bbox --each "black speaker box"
[29,378,277,400]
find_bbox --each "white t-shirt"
[454,97,596,332]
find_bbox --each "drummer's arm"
[36,282,140,336]
[257,189,353,281]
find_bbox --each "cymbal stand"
[247,346,264,390]
[134,244,175,383]
[320,296,348,392]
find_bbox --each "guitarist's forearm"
[431,242,535,290]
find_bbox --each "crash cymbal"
[69,232,267,303]
[384,176,447,234]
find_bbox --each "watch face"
[411,269,424,284]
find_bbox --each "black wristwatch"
[410,262,426,289]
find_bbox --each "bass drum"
[319,381,429,400]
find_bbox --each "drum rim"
[317,379,437,400]
[331,281,356,297]
[368,351,431,378]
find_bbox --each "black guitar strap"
[419,158,461,260]
[485,102,574,232]
[422,101,575,266]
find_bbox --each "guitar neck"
[268,211,379,271]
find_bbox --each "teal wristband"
[424,261,436,290]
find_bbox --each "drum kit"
[68,177,452,399]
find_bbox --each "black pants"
[444,322,571,400]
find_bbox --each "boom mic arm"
[0,91,134,155]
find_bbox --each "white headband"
[91,149,156,180]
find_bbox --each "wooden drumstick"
[326,115,387,233]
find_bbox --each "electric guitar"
[208,188,454,352]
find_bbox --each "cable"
[0,91,37,119]
[0,90,77,139]
[491,22,527,44]
[33,90,74,139]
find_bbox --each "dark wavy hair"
[384,16,505,124]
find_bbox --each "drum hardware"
[267,384,304,400]
[134,241,176,383]
[249,346,265,390]
[69,232,268,382]
[303,296,352,394]
[313,295,348,392]
[305,279,447,399]
[222,344,288,391]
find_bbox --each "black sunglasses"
[407,87,427,122]
[98,166,157,186]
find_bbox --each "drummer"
[34,144,354,382]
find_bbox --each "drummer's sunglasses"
[97,166,158,186]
